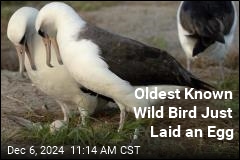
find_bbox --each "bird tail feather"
[191,77,215,91]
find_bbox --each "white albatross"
[177,1,238,80]
[7,7,111,132]
[35,2,214,136]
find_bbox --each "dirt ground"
[1,1,239,158]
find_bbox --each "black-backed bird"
[35,2,214,138]
[177,1,237,81]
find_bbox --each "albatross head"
[35,2,82,67]
[7,7,38,77]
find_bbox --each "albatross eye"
[38,30,46,38]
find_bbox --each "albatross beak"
[25,43,37,71]
[51,37,63,65]
[42,36,53,68]
[15,45,25,77]
[15,44,36,77]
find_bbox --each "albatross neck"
[56,11,86,41]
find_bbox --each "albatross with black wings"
[35,2,214,137]
[80,23,212,89]
[177,1,237,80]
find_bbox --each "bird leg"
[129,127,140,146]
[116,101,126,132]
[78,107,89,126]
[133,124,140,141]
[57,101,70,122]
[50,100,70,133]
[119,110,126,132]
[130,116,142,145]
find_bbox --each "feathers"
[78,24,213,91]
[190,77,215,92]
[80,86,114,102]
[179,1,235,56]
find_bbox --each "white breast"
[24,34,95,106]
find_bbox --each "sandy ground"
[1,2,239,154]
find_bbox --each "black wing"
[179,1,235,56]
[78,23,214,91]
[80,86,114,102]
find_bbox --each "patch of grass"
[146,36,168,49]
[213,73,239,120]
[213,98,239,121]
[19,116,146,146]
[218,74,239,90]
[6,107,239,159]
[225,50,239,70]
